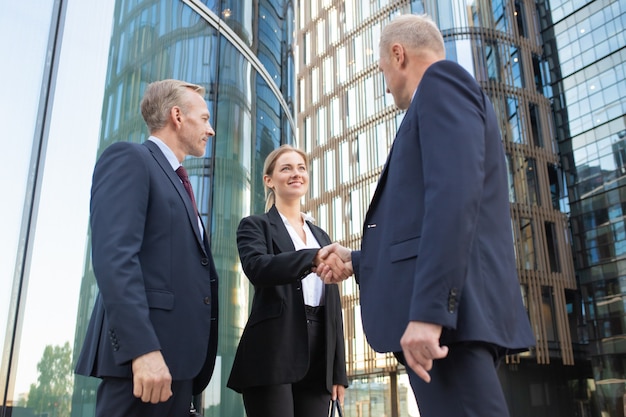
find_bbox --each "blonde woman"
[227,145,349,416]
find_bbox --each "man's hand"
[314,243,353,283]
[131,350,173,403]
[400,321,449,383]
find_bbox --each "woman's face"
[265,151,309,202]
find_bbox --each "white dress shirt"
[279,212,325,307]
[148,136,203,239]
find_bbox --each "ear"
[170,106,183,127]
[391,43,405,66]
[263,174,273,188]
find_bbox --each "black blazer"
[227,205,348,393]
[75,141,219,395]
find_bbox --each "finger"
[331,385,338,401]
[148,378,169,403]
[327,254,349,279]
[132,377,143,399]
[337,385,345,404]
[318,243,336,259]
[428,343,449,359]
[403,347,432,383]
[159,383,173,403]
[142,383,153,403]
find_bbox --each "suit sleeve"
[409,62,487,328]
[236,216,319,287]
[90,143,160,365]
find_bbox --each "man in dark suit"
[75,79,219,417]
[320,14,535,416]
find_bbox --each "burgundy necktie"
[175,165,198,217]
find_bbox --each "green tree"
[27,342,73,417]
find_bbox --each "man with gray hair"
[76,79,219,417]
[319,14,534,416]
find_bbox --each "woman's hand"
[332,384,346,405]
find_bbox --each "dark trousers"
[402,342,510,417]
[95,377,193,417]
[242,306,331,417]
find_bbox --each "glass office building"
[297,0,606,416]
[1,0,294,416]
[537,0,626,416]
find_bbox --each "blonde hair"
[140,79,206,133]
[263,144,309,211]
[380,14,445,59]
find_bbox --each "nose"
[206,122,215,137]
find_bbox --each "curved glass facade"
[1,0,294,416]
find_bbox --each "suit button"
[203,296,211,305]
[201,258,209,266]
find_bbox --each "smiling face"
[177,89,214,158]
[264,150,309,204]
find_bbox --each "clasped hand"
[313,242,353,283]
[131,350,172,403]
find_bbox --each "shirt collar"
[148,136,180,171]
[278,211,316,226]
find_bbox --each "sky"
[1,0,115,398]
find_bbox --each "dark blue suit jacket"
[75,140,219,395]
[352,60,534,353]
[227,206,348,393]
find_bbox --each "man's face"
[177,90,214,158]
[378,46,410,110]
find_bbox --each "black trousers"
[402,342,511,417]
[95,377,193,417]
[242,306,331,417]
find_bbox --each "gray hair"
[380,14,445,59]
[140,79,206,133]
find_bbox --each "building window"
[541,286,558,342]
[544,222,561,272]
[518,217,537,270]
[517,156,540,206]
[529,102,543,148]
[507,96,523,144]
[547,164,561,210]
[510,46,524,88]
[485,42,500,82]
[525,157,541,206]
[506,153,517,203]
[514,1,527,38]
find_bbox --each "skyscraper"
[537,0,626,416]
[297,1,601,415]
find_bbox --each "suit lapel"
[366,97,418,222]
[143,141,206,253]
[266,205,296,253]
[308,222,330,246]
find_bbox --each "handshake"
[313,243,354,284]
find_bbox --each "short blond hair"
[140,79,206,133]
[263,145,309,211]
[380,14,445,59]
